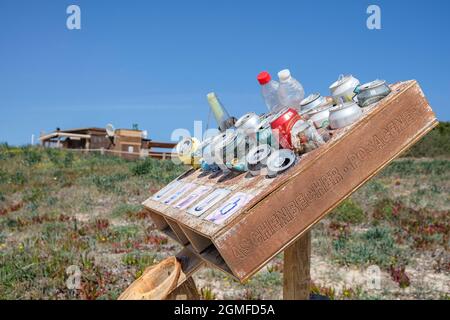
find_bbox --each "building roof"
[59,127,107,134]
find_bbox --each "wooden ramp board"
[143,80,438,282]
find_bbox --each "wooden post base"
[283,231,311,300]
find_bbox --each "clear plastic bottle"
[277,69,305,111]
[257,71,282,113]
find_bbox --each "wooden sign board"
[143,80,438,282]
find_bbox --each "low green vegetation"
[332,225,409,268]
[403,122,450,158]
[0,130,449,300]
[330,199,365,224]
[0,146,184,299]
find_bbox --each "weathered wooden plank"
[144,167,275,238]
[144,80,438,282]
[213,81,437,280]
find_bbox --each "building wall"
[114,130,143,160]
[89,134,112,149]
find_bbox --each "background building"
[39,127,175,160]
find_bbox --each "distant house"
[39,127,175,160]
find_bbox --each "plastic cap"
[257,71,271,85]
[278,69,291,82]
[207,92,217,100]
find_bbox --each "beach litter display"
[175,71,393,180]
[141,70,437,290]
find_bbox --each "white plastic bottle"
[277,69,305,111]
[257,71,282,113]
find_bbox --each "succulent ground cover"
[0,135,448,299]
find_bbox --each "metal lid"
[307,103,332,116]
[246,144,272,165]
[266,149,296,177]
[329,74,354,90]
[235,112,260,131]
[330,101,359,112]
[301,93,321,106]
[358,79,386,91]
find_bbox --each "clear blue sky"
[1,0,449,145]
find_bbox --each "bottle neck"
[280,77,291,84]
[261,80,278,88]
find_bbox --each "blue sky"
[0,0,449,145]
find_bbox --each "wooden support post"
[283,231,311,300]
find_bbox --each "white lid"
[278,69,291,82]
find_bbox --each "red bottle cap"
[257,71,271,85]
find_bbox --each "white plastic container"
[277,69,305,112]
[257,71,282,113]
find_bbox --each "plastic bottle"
[206,92,235,132]
[277,69,305,111]
[257,71,282,113]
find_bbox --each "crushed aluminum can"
[329,74,360,104]
[266,149,296,178]
[235,112,261,133]
[229,158,248,173]
[291,120,325,155]
[270,108,301,150]
[211,130,248,173]
[300,93,327,113]
[176,137,201,168]
[329,101,362,129]
[307,104,332,129]
[196,136,220,171]
[200,159,220,172]
[246,144,272,176]
[354,80,391,107]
